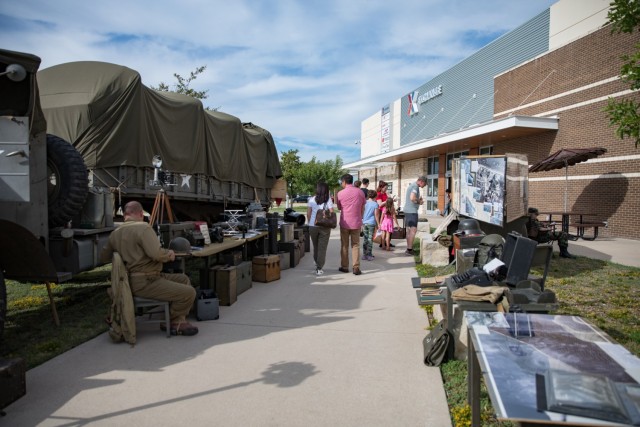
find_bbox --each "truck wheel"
[0,271,6,340]
[47,134,89,228]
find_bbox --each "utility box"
[252,254,280,283]
[195,288,219,321]
[0,358,26,412]
[278,251,290,270]
[278,241,296,268]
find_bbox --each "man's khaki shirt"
[101,220,172,275]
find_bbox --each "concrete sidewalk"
[1,232,452,427]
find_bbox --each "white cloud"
[1,0,556,164]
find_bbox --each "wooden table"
[465,311,640,426]
[191,238,246,267]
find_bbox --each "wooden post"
[45,281,60,327]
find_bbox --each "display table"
[191,238,246,267]
[465,311,640,426]
[235,231,268,259]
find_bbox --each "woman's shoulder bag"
[315,203,337,228]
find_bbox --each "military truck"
[0,48,282,338]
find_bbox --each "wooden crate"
[235,261,253,296]
[215,266,237,306]
[252,254,280,282]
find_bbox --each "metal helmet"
[457,218,483,235]
[479,234,505,247]
[169,236,191,254]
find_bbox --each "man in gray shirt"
[403,176,427,255]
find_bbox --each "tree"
[296,155,345,196]
[151,66,219,110]
[604,0,640,148]
[279,149,302,198]
[279,151,346,199]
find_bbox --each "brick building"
[346,0,640,239]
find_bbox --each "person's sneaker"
[404,249,414,256]
[367,255,375,261]
[315,268,324,276]
[353,267,362,276]
[362,254,368,260]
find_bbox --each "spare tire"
[47,134,89,228]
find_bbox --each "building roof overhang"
[345,115,558,169]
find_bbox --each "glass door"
[425,156,439,213]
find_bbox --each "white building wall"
[360,111,381,158]
[391,98,402,150]
[549,0,609,50]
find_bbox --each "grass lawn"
[1,241,639,426]
[416,252,640,427]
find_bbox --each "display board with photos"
[451,154,528,227]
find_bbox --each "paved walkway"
[1,232,452,427]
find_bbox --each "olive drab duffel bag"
[422,319,452,367]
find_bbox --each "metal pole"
[564,160,568,212]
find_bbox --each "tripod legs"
[149,190,175,227]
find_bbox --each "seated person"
[101,201,198,336]
[526,207,575,259]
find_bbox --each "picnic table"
[538,211,604,240]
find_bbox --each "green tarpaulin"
[37,61,281,189]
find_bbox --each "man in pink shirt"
[336,174,366,275]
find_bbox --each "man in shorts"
[403,176,427,255]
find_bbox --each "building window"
[428,156,439,175]
[479,146,493,155]
[446,150,469,173]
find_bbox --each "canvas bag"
[315,203,337,228]
[422,319,451,366]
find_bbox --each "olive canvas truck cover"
[37,61,282,215]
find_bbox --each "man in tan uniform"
[101,201,198,336]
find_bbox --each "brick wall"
[494,25,640,239]
[362,25,640,239]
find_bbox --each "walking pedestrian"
[361,190,379,260]
[361,178,370,199]
[336,174,366,275]
[306,182,334,275]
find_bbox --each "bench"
[569,222,605,241]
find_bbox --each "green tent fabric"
[37,61,281,188]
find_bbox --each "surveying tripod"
[149,188,175,228]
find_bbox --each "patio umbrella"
[529,147,607,212]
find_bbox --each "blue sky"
[1,0,556,163]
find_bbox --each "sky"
[1,0,557,164]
